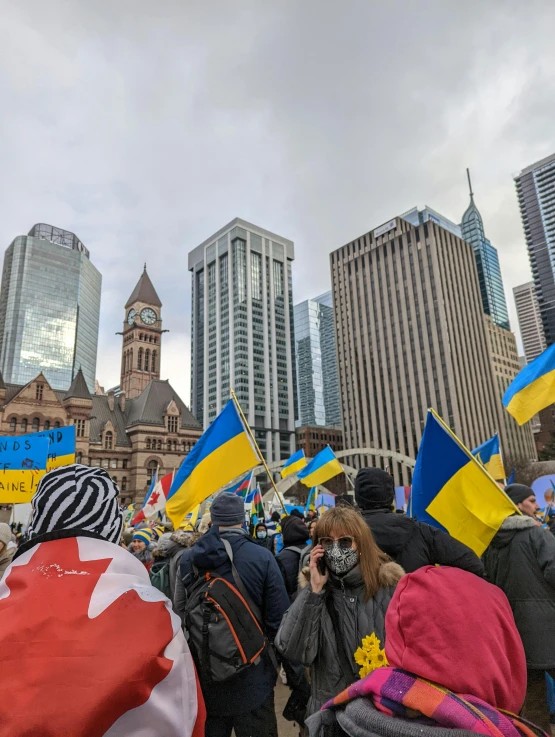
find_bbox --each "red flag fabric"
[131,472,173,526]
[0,535,204,736]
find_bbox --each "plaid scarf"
[322,667,546,737]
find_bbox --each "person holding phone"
[275,506,404,718]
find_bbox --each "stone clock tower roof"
[125,264,162,309]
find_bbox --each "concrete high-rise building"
[483,315,537,462]
[294,291,341,427]
[514,153,555,345]
[189,218,297,462]
[331,210,514,486]
[0,223,101,392]
[513,281,546,363]
[461,170,510,330]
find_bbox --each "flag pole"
[230,389,288,512]
[495,430,507,486]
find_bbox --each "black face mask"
[324,542,359,575]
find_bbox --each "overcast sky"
[1,0,554,402]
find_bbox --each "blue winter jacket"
[179,526,290,716]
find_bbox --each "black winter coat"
[277,545,308,599]
[361,508,485,576]
[483,514,555,669]
[179,526,290,716]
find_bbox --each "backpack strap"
[283,545,303,555]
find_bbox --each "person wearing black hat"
[483,482,555,731]
[354,467,484,575]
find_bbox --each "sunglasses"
[319,536,355,550]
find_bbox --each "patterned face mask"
[324,542,359,575]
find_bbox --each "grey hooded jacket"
[482,514,555,669]
[275,560,404,717]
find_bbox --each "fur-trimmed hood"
[489,513,539,550]
[298,559,404,590]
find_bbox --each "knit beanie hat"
[27,464,123,544]
[210,493,245,526]
[132,529,153,545]
[354,467,395,510]
[504,483,534,506]
[0,522,11,547]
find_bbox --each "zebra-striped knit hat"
[27,464,123,544]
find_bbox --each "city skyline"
[2,3,555,403]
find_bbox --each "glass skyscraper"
[460,170,510,330]
[0,224,101,391]
[294,291,341,427]
[188,218,297,463]
[514,153,555,346]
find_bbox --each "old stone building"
[0,269,201,504]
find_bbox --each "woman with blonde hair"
[275,505,404,718]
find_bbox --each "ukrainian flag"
[471,434,505,481]
[281,449,307,479]
[0,432,49,504]
[297,446,343,487]
[503,342,555,425]
[42,425,76,470]
[412,410,517,556]
[166,400,260,529]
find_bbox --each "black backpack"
[185,537,277,684]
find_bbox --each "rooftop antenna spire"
[466,168,474,199]
[143,262,147,271]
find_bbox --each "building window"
[9,417,16,432]
[113,476,118,486]
[104,431,113,450]
[76,452,83,464]
[167,416,178,433]
[181,440,186,453]
[122,459,128,470]
[101,458,109,468]
[36,384,44,401]
[110,459,117,469]
[146,460,158,485]
[138,348,143,371]
[43,420,50,430]
[157,439,162,450]
[21,418,27,433]
[32,417,40,433]
[145,348,150,373]
[167,440,172,451]
[146,438,151,449]
[121,476,127,491]
[75,419,86,438]
[54,421,61,428]
[151,350,157,373]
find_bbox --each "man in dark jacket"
[276,515,310,600]
[355,467,484,576]
[179,493,289,737]
[483,483,555,732]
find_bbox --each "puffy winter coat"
[179,526,290,716]
[483,514,555,669]
[276,515,310,600]
[275,560,404,716]
[361,508,484,576]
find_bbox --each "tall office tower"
[483,315,537,461]
[330,210,507,486]
[189,218,297,462]
[461,170,510,330]
[513,282,546,363]
[514,153,555,345]
[294,291,341,427]
[0,223,101,392]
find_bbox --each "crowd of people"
[1,463,555,737]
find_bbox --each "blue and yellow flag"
[0,433,49,503]
[281,449,307,479]
[304,486,317,514]
[41,426,76,470]
[503,342,555,425]
[297,446,342,488]
[471,434,505,481]
[412,410,517,556]
[166,400,260,529]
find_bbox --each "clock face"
[141,307,157,325]
[127,309,137,326]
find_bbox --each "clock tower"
[120,265,163,399]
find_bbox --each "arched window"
[44,420,50,430]
[21,418,27,432]
[146,438,151,449]
[112,476,118,486]
[9,417,16,432]
[145,349,150,373]
[167,440,172,451]
[173,440,177,452]
[122,352,126,375]
[139,333,143,341]
[104,431,113,450]
[54,421,60,428]
[76,452,82,464]
[151,350,157,373]
[157,439,162,450]
[121,476,127,491]
[146,460,158,485]
[32,417,40,433]
[138,348,143,371]
[129,349,133,370]
[181,440,186,452]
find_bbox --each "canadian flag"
[0,535,205,737]
[131,472,173,526]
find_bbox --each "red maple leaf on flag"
[0,538,174,736]
[147,490,160,507]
